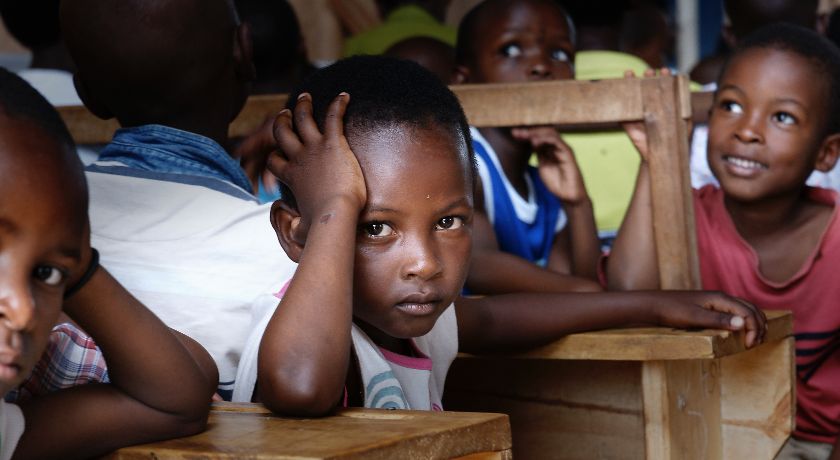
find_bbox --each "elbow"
[257,369,341,417]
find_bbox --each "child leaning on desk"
[0,69,217,459]
[606,24,840,459]
[232,55,766,416]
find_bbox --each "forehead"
[482,1,572,39]
[0,118,87,231]
[723,47,826,98]
[348,124,473,200]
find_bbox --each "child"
[453,0,602,294]
[231,55,766,415]
[607,24,840,457]
[60,0,298,400]
[0,69,215,459]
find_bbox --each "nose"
[0,274,36,333]
[734,113,764,144]
[400,233,443,281]
[529,54,552,80]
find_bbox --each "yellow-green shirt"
[343,5,456,57]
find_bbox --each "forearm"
[62,268,211,421]
[457,292,662,353]
[606,163,660,290]
[466,249,602,294]
[258,199,358,415]
[563,198,601,280]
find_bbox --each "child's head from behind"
[276,56,474,340]
[60,0,253,129]
[454,0,575,84]
[708,23,840,202]
[0,69,88,393]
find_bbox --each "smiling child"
[231,55,767,416]
[607,24,840,457]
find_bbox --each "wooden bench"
[59,77,792,459]
[106,402,512,459]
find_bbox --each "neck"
[355,319,414,356]
[724,187,809,240]
[479,127,532,179]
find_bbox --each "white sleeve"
[0,401,24,460]
[232,294,282,403]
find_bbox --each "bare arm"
[15,265,214,459]
[547,197,600,279]
[466,181,602,294]
[456,290,766,354]
[256,93,366,417]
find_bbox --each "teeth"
[724,155,767,170]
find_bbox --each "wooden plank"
[642,75,700,290]
[642,360,723,459]
[458,310,791,361]
[108,404,512,460]
[720,337,795,460]
[445,359,646,459]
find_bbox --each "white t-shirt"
[0,401,24,460]
[87,164,297,398]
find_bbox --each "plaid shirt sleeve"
[6,323,109,404]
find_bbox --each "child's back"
[60,0,297,400]
[608,24,840,452]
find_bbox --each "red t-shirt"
[695,185,840,444]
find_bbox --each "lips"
[395,292,442,316]
[720,154,768,177]
[0,352,22,382]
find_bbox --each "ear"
[270,200,305,263]
[233,22,256,83]
[452,65,470,84]
[814,133,840,173]
[73,73,113,120]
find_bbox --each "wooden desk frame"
[59,78,791,459]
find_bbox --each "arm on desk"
[15,265,215,460]
[455,290,766,354]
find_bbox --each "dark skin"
[609,52,840,289]
[60,0,261,187]
[453,0,602,293]
[253,92,766,417]
[0,117,216,459]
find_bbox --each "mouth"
[395,293,442,316]
[722,154,768,174]
[0,356,22,382]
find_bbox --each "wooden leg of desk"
[641,360,723,460]
[453,449,513,460]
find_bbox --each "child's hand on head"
[511,126,589,205]
[653,291,767,348]
[269,92,366,235]
[620,68,673,161]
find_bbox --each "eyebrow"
[0,217,19,235]
[718,84,807,109]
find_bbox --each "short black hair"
[722,23,840,136]
[455,0,575,67]
[724,0,818,40]
[288,55,471,154]
[283,55,473,207]
[0,67,75,151]
[235,0,301,74]
[0,0,61,50]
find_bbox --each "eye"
[435,216,464,230]
[361,222,394,237]
[33,265,64,286]
[720,100,743,114]
[551,49,570,62]
[501,43,522,58]
[773,111,796,125]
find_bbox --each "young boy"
[0,69,215,459]
[59,0,298,400]
[607,24,840,457]
[232,55,767,415]
[453,0,603,294]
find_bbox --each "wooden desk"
[107,403,512,459]
[444,311,794,460]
